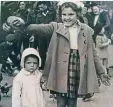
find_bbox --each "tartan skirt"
[51,49,80,98]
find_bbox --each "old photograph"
[0,1,113,107]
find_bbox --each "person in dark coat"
[33,1,56,24]
[0,34,20,75]
[107,9,113,44]
[87,3,110,44]
[13,1,32,26]
[13,1,32,50]
[1,1,12,26]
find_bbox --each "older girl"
[27,2,110,107]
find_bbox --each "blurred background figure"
[87,2,110,45]
[31,1,57,70]
[0,34,20,76]
[13,1,32,50]
[96,25,111,73]
[13,1,32,26]
[0,82,12,97]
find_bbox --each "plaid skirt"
[51,49,80,98]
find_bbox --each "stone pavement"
[1,75,113,107]
[77,79,113,107]
[44,78,113,107]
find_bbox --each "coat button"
[81,28,84,30]
[84,54,87,58]
[64,52,68,54]
[63,61,67,62]
[83,33,86,37]
[84,40,86,44]
[84,64,87,67]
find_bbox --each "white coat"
[12,48,45,107]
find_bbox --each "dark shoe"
[82,97,91,102]
[82,93,94,102]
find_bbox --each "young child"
[96,26,111,71]
[12,48,45,107]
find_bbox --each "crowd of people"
[0,1,113,107]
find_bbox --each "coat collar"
[56,20,84,41]
[21,68,37,76]
[56,23,70,40]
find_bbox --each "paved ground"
[1,77,113,107]
[1,45,113,107]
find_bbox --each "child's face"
[61,7,77,27]
[24,57,38,73]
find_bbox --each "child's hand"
[108,39,111,44]
[100,73,111,86]
[42,81,48,91]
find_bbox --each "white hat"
[58,1,84,9]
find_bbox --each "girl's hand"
[100,73,111,86]
[2,23,11,32]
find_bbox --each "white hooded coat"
[12,48,45,107]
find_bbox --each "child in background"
[96,26,111,72]
[0,34,19,75]
[12,48,45,107]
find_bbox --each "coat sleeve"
[26,22,55,37]
[103,11,110,29]
[12,76,22,107]
[88,27,106,76]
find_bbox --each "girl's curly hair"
[57,2,82,22]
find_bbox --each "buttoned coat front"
[27,22,106,95]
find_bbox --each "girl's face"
[62,7,77,27]
[24,57,38,73]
